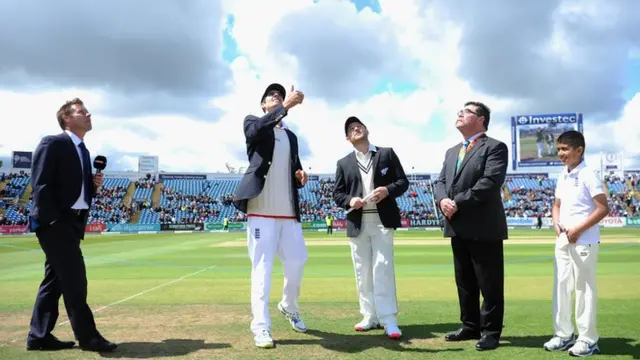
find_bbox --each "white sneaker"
[384,323,402,339]
[568,340,600,357]
[254,329,274,348]
[278,302,307,332]
[543,334,576,351]
[354,318,380,332]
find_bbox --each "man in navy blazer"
[27,98,116,352]
[233,83,309,348]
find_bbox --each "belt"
[70,209,89,216]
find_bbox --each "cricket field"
[1,228,639,359]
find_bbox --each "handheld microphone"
[93,155,107,173]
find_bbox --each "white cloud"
[0,0,638,175]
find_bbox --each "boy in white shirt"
[543,130,610,357]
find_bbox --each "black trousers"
[451,237,504,338]
[28,211,99,343]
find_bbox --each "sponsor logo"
[0,225,27,234]
[409,219,442,227]
[626,217,640,227]
[515,113,578,125]
[506,217,535,226]
[599,217,624,227]
[85,223,106,232]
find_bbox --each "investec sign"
[515,113,579,125]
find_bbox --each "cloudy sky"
[1,0,639,175]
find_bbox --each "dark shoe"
[444,328,481,342]
[79,336,117,352]
[26,334,75,351]
[476,334,499,351]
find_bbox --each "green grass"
[0,228,639,359]
[519,135,557,162]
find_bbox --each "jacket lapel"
[454,135,487,181]
[62,133,83,177]
[348,153,364,197]
[370,147,381,181]
[447,144,460,183]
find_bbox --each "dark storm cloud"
[433,0,640,122]
[0,0,231,118]
[268,1,412,105]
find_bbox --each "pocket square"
[381,167,388,175]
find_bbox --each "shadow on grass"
[277,323,464,354]
[98,339,231,358]
[502,335,640,359]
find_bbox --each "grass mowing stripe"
[2,242,637,276]
[2,265,217,346]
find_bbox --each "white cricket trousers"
[553,243,600,344]
[537,141,543,157]
[246,216,307,335]
[349,218,398,326]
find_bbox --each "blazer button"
[268,161,272,165]
[263,175,267,178]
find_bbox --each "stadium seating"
[2,169,638,227]
[605,173,639,217]
[1,202,29,225]
[87,177,133,224]
[2,174,30,198]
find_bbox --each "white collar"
[64,129,83,146]
[564,160,586,176]
[276,121,288,130]
[463,131,484,144]
[354,143,376,156]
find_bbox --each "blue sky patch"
[349,0,381,13]
[222,15,239,63]
[624,58,640,100]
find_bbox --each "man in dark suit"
[232,83,309,348]
[333,116,409,339]
[27,98,116,352]
[434,101,509,351]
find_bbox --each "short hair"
[557,130,585,151]
[56,98,84,130]
[465,101,491,129]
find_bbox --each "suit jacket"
[29,132,97,229]
[333,146,409,237]
[434,134,509,241]
[233,104,304,222]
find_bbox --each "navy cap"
[261,83,286,104]
[344,116,366,136]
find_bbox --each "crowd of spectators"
[88,184,135,224]
[135,176,155,190]
[299,178,341,221]
[148,186,223,224]
[0,172,29,198]
[0,204,29,226]
[1,169,639,226]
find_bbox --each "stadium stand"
[605,173,639,217]
[1,169,639,226]
[503,174,555,218]
[87,177,134,224]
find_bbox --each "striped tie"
[456,140,470,173]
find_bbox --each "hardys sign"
[409,219,442,228]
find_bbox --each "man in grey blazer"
[434,101,509,351]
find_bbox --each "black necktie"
[78,142,92,204]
